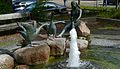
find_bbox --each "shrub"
[31,3,51,22]
[81,6,120,19]
[111,8,120,19]
[31,0,51,22]
[0,1,12,14]
[80,6,112,17]
[98,8,120,19]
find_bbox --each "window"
[44,3,56,9]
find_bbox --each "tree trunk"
[103,0,107,7]
[78,0,80,5]
[96,0,98,7]
[116,0,119,9]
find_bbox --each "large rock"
[47,38,66,56]
[0,54,14,69]
[77,39,89,50]
[66,39,88,50]
[13,41,50,65]
[76,21,90,36]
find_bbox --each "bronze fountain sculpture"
[17,1,82,47]
[57,1,82,37]
[17,21,42,47]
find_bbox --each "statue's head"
[71,1,77,8]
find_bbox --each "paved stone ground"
[90,34,120,47]
[90,29,120,48]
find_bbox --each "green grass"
[97,27,114,30]
[48,56,65,63]
[98,8,120,19]
[0,40,18,47]
[80,6,113,11]
[0,34,21,47]
[81,47,120,69]
[80,6,120,19]
[29,56,65,69]
[82,59,119,69]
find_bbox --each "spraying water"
[67,28,80,67]
[46,25,97,69]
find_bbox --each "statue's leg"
[33,21,37,29]
[75,20,81,26]
[57,23,71,37]
[76,9,82,22]
[17,22,27,32]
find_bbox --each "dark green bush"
[81,6,111,17]
[98,8,120,19]
[81,6,120,19]
[110,8,120,19]
[31,0,51,22]
[0,1,12,14]
[31,3,51,22]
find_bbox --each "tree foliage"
[0,0,12,14]
[31,0,51,22]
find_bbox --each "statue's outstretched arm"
[57,22,71,37]
[35,23,49,35]
[33,21,37,30]
[76,9,82,22]
[17,22,27,32]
